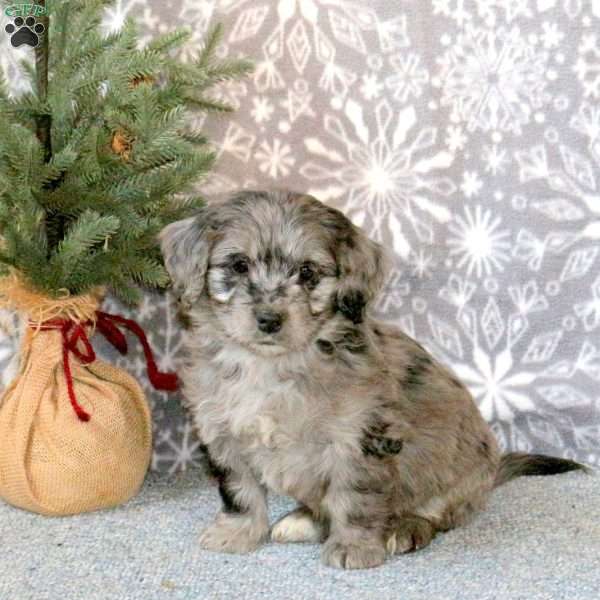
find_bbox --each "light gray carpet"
[1,469,599,600]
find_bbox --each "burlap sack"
[0,275,152,516]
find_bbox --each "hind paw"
[322,539,386,570]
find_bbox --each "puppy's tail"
[494,452,590,488]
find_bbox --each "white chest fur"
[189,345,316,446]
[184,343,340,497]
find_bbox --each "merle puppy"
[160,190,585,569]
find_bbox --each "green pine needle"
[197,24,224,68]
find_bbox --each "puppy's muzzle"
[255,309,284,334]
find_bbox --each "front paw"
[199,513,267,554]
[321,539,386,570]
[271,507,324,543]
[387,515,436,554]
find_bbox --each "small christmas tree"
[0,0,252,516]
[0,0,251,303]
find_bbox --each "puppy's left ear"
[335,224,388,324]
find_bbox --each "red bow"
[35,311,179,422]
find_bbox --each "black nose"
[256,310,283,334]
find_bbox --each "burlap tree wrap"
[0,274,152,516]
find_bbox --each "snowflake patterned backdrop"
[1,0,599,472]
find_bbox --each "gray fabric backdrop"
[1,1,599,472]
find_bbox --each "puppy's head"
[160,190,387,355]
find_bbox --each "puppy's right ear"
[159,211,213,309]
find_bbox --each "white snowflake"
[438,295,566,423]
[445,125,468,152]
[460,170,484,197]
[407,249,436,279]
[255,138,296,178]
[152,422,204,474]
[250,96,275,124]
[385,53,429,103]
[435,25,549,135]
[359,72,384,101]
[447,205,511,278]
[454,347,537,421]
[300,99,456,257]
[482,144,510,176]
[540,21,564,49]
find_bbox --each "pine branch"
[38,145,78,186]
[147,28,191,53]
[202,59,254,86]
[183,95,234,113]
[6,92,51,122]
[123,256,169,287]
[47,210,119,287]
[181,130,208,146]
[197,24,224,68]
[0,2,252,301]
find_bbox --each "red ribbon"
[35,311,179,422]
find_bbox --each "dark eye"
[299,262,317,284]
[231,256,249,274]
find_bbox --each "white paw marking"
[271,512,322,543]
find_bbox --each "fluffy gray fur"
[160,190,586,570]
